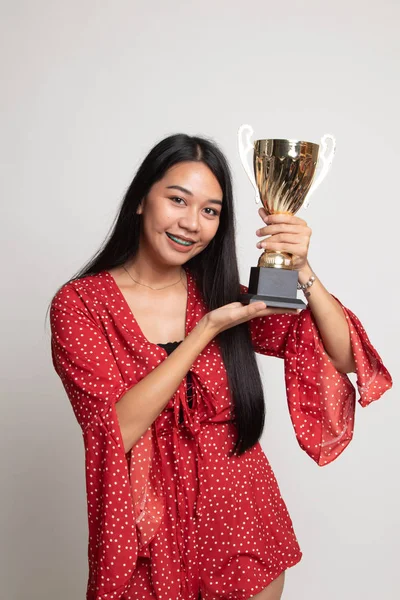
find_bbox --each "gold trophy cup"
[238,124,336,309]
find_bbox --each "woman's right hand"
[200,301,298,337]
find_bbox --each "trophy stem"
[257,250,294,270]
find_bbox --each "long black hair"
[47,133,266,455]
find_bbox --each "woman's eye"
[170,197,219,217]
[204,208,219,217]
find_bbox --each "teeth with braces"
[167,233,194,246]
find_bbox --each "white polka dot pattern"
[49,271,392,599]
[243,286,392,466]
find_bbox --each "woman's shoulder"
[51,271,110,311]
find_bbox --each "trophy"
[238,124,336,309]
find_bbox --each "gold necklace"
[123,265,183,290]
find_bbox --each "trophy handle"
[238,124,261,204]
[304,133,336,208]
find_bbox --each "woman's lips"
[165,233,195,253]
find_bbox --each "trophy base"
[240,266,306,310]
[240,293,306,310]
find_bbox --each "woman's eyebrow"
[166,185,222,206]
[167,185,193,196]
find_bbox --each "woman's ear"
[136,200,144,215]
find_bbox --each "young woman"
[49,134,392,600]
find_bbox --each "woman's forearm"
[298,262,356,373]
[116,319,213,453]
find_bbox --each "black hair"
[47,133,266,455]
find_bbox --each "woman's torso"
[108,265,189,344]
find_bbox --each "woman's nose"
[180,209,200,232]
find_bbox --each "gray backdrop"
[1,1,398,598]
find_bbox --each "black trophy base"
[240,266,306,310]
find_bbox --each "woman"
[49,133,392,600]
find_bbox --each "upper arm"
[50,284,129,431]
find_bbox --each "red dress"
[49,268,392,600]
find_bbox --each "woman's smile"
[165,231,196,252]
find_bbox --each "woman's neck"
[124,255,184,289]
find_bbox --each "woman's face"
[136,161,223,266]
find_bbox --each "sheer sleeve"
[240,283,299,357]
[241,284,393,465]
[50,283,140,598]
[50,285,131,432]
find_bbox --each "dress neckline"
[102,267,192,353]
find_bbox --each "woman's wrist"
[298,263,315,286]
[190,316,216,347]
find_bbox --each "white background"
[1,1,398,598]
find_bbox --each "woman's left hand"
[255,206,312,272]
